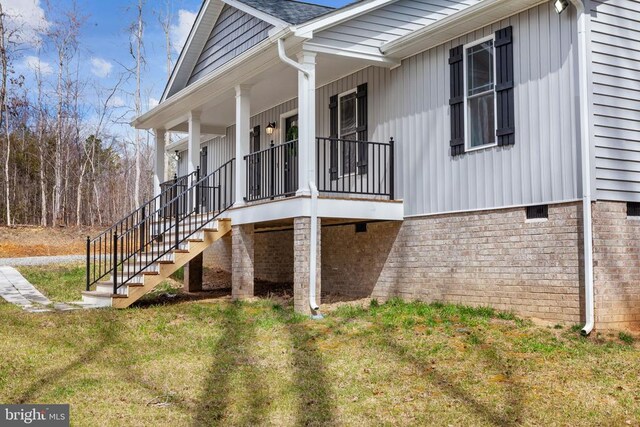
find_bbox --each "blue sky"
[7,0,351,138]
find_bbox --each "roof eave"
[132,27,294,130]
[292,0,397,38]
[380,0,547,59]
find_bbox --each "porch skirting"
[206,201,640,331]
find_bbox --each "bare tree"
[158,0,173,78]
[50,7,82,226]
[130,0,146,207]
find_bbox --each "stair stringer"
[111,219,232,308]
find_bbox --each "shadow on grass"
[276,310,337,427]
[192,302,269,426]
[12,313,120,404]
[332,303,525,426]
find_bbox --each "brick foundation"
[205,228,294,284]
[294,217,321,315]
[232,224,254,299]
[323,203,584,323]
[593,201,640,330]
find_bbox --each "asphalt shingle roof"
[236,0,336,25]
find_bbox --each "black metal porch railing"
[316,137,394,199]
[86,159,235,293]
[244,139,298,202]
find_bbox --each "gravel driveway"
[0,255,84,266]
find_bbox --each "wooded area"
[0,1,173,228]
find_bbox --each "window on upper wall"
[465,36,497,151]
[339,89,358,176]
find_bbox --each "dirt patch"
[0,226,103,258]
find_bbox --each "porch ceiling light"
[554,0,569,14]
[266,122,276,136]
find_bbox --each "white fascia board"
[224,196,404,225]
[380,0,544,59]
[293,0,397,38]
[132,27,293,130]
[162,0,219,102]
[223,0,290,28]
[303,42,400,68]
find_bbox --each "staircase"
[82,159,235,308]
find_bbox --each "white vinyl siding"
[187,5,273,86]
[589,0,640,202]
[310,0,482,56]
[179,2,579,216]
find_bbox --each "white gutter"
[570,0,594,336]
[277,38,308,77]
[277,37,320,316]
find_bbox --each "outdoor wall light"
[554,0,569,14]
[266,122,276,135]
[174,150,180,161]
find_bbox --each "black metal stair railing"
[85,159,235,294]
[85,160,235,293]
[85,170,199,291]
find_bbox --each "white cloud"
[107,96,126,108]
[90,57,113,78]
[24,55,52,76]
[3,0,50,47]
[170,9,197,54]
[148,98,159,110]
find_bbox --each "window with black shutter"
[329,85,368,178]
[449,45,465,156]
[356,83,368,174]
[329,94,338,180]
[449,26,515,156]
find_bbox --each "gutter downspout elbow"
[277,38,309,77]
[569,0,594,336]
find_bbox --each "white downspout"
[277,37,320,315]
[309,182,321,314]
[569,0,594,335]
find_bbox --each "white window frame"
[279,109,298,145]
[337,88,358,177]
[463,34,498,152]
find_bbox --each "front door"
[199,146,208,210]
[283,114,298,195]
[249,125,261,199]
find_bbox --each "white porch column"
[235,85,251,205]
[153,128,166,196]
[188,111,201,174]
[296,51,317,195]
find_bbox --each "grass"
[2,265,639,426]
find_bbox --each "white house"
[83,0,640,333]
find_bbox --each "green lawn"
[1,265,639,426]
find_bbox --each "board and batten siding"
[589,0,640,202]
[187,5,273,86]
[374,2,580,215]
[178,2,580,216]
[310,0,482,56]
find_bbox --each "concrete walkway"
[0,255,84,267]
[0,266,80,313]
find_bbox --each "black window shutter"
[495,26,515,146]
[329,94,338,180]
[449,45,465,157]
[356,83,368,174]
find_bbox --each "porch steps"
[81,219,232,308]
